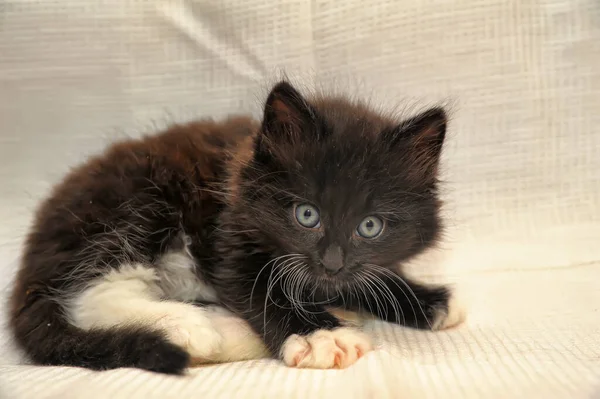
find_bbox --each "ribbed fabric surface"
[1,0,599,397]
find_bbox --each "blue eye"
[295,204,321,228]
[357,216,384,238]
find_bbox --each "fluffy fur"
[9,81,463,374]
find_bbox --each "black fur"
[212,82,450,354]
[9,81,451,373]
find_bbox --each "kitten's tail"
[10,292,190,374]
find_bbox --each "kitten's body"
[9,82,464,374]
[10,117,270,371]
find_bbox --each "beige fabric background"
[0,0,599,398]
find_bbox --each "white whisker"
[261,255,303,333]
[355,273,385,320]
[363,269,405,325]
[365,263,431,329]
[250,253,301,308]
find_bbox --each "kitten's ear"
[386,107,447,174]
[261,81,315,138]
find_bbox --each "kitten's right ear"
[261,81,315,138]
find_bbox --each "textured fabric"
[1,268,600,399]
[1,0,599,398]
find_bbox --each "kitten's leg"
[347,272,466,330]
[216,273,373,369]
[65,263,224,361]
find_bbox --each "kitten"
[9,81,464,374]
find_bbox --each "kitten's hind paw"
[280,327,372,369]
[155,304,224,360]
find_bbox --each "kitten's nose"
[321,246,344,275]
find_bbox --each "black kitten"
[9,81,463,374]
[212,83,463,367]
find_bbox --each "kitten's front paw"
[156,306,223,359]
[431,292,467,330]
[280,328,372,369]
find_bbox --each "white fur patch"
[63,231,270,365]
[65,263,223,359]
[432,292,467,330]
[280,328,372,369]
[155,247,217,303]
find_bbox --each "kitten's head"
[233,81,446,287]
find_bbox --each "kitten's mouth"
[317,263,352,281]
[315,269,353,289]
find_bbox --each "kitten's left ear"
[386,107,447,174]
[261,81,316,139]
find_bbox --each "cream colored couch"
[1,1,599,398]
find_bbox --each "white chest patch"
[155,239,218,303]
